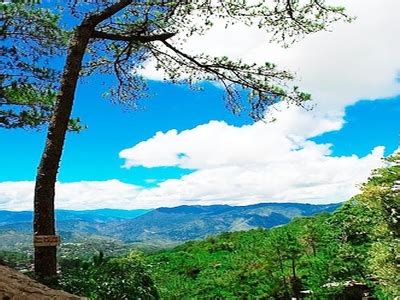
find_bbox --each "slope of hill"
[112,202,340,242]
[144,211,373,299]
[0,203,340,249]
[142,154,399,299]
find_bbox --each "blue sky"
[1,80,399,210]
[312,97,400,157]
[1,0,400,210]
[1,81,249,185]
[3,80,398,187]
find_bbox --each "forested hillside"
[0,203,338,249]
[146,155,399,299]
[57,153,399,299]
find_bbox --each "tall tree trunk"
[33,0,135,278]
[291,258,296,280]
[276,248,289,298]
[291,258,301,300]
[33,24,92,278]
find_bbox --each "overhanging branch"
[92,30,176,43]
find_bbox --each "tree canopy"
[0,2,83,130]
[2,0,351,124]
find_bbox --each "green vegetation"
[0,250,31,270]
[0,2,83,130]
[59,251,158,299]
[144,154,399,299]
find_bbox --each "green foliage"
[144,153,400,299]
[59,251,159,300]
[359,153,400,297]
[70,1,351,116]
[0,250,31,269]
[4,1,351,124]
[0,1,82,130]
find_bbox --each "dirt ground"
[0,265,84,300]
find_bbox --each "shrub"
[59,251,159,299]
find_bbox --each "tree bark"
[276,248,289,298]
[291,258,301,300]
[33,24,93,278]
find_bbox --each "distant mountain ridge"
[0,203,340,249]
[0,208,150,226]
[112,203,340,242]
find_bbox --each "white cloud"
[119,106,386,207]
[120,105,343,170]
[0,108,386,210]
[0,180,146,211]
[0,107,388,210]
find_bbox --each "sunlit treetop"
[356,152,400,236]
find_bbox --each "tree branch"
[92,30,176,43]
[84,0,133,26]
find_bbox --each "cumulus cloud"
[0,107,388,210]
[1,107,386,210]
[119,107,386,207]
[120,106,343,169]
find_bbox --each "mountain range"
[0,203,340,249]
